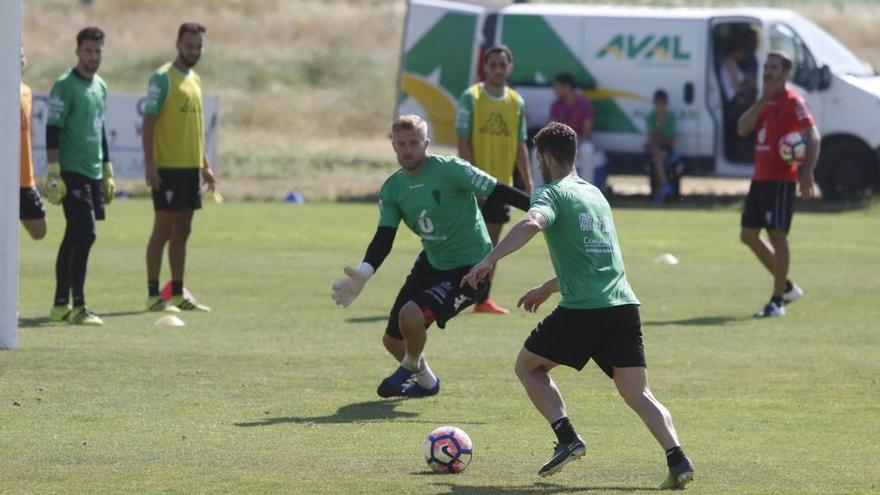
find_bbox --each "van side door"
[397,0,487,145]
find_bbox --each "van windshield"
[788,16,872,77]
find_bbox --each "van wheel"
[814,141,878,201]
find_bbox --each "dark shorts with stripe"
[741,180,796,233]
[152,168,202,211]
[385,252,489,340]
[20,187,46,220]
[62,172,105,221]
[524,304,645,379]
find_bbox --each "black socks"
[148,280,160,297]
[171,280,184,296]
[665,446,686,467]
[551,416,577,444]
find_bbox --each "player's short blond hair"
[390,114,428,140]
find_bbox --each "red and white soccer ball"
[423,426,473,474]
[778,131,806,166]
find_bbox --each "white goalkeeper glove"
[331,262,375,308]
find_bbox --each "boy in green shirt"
[645,89,679,204]
[462,122,694,489]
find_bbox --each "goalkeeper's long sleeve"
[363,226,397,271]
[487,182,531,211]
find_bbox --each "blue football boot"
[376,365,416,398]
[401,377,440,398]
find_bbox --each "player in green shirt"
[142,22,214,313]
[332,115,529,398]
[462,123,694,489]
[43,27,114,326]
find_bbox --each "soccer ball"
[778,131,806,166]
[423,426,473,474]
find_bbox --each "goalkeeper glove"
[43,162,66,205]
[331,262,375,307]
[102,161,115,205]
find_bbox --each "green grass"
[4,199,880,494]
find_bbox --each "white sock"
[416,356,438,389]
[402,352,420,371]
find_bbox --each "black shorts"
[62,172,105,221]
[480,190,511,224]
[152,168,202,211]
[741,180,796,232]
[385,252,489,340]
[20,187,45,220]
[524,304,645,378]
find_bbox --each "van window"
[787,16,871,77]
[769,23,817,89]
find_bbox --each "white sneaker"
[783,282,803,304]
[754,300,785,318]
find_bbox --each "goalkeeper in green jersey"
[44,27,114,326]
[332,115,529,398]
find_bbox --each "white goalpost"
[1,1,23,349]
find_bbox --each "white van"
[396,0,880,199]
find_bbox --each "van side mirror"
[818,65,832,90]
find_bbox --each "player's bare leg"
[382,333,405,362]
[147,211,174,281]
[742,227,792,316]
[165,208,207,311]
[21,218,47,240]
[514,348,564,423]
[145,211,177,312]
[515,348,586,477]
[474,222,509,314]
[613,366,679,450]
[613,366,694,489]
[377,301,439,398]
[767,229,790,298]
[168,209,194,283]
[740,227,775,272]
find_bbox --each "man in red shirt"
[737,51,820,318]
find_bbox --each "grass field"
[4,199,880,494]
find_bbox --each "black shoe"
[537,436,587,478]
[659,456,694,489]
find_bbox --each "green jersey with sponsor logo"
[529,176,639,309]
[378,154,497,270]
[47,69,108,180]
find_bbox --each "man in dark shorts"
[737,51,820,318]
[20,47,46,240]
[456,44,533,314]
[142,22,215,312]
[462,122,693,489]
[44,27,114,326]
[332,115,529,398]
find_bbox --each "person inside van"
[719,34,757,109]
[721,29,760,162]
[550,73,597,184]
[738,28,760,92]
[644,89,679,204]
